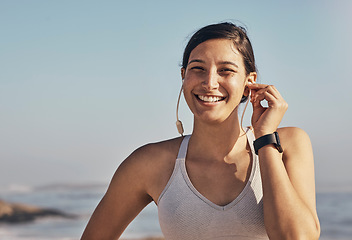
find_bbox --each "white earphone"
[176,80,184,136]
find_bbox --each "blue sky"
[1,0,351,191]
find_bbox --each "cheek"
[184,93,196,112]
[182,77,196,95]
[225,80,246,97]
[181,80,192,100]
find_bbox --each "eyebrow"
[188,59,238,68]
[188,59,205,65]
[219,61,239,68]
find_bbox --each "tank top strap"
[245,127,256,156]
[177,130,254,160]
[177,135,191,160]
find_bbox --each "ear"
[243,72,257,96]
[247,72,257,84]
[181,68,185,80]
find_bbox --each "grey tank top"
[157,128,269,240]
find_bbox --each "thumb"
[251,98,265,126]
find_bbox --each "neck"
[189,112,247,162]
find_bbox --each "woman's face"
[182,38,254,124]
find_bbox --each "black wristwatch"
[253,132,283,155]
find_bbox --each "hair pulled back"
[182,22,257,103]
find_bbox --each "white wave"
[0,183,34,194]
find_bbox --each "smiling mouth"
[196,95,226,103]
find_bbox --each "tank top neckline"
[176,127,257,211]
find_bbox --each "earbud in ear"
[244,81,253,97]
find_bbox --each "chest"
[157,157,268,240]
[185,153,252,206]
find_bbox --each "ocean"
[0,183,351,240]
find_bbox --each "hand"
[247,83,288,138]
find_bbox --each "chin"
[195,113,229,125]
[196,109,239,125]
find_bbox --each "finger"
[250,95,266,125]
[247,83,268,88]
[251,87,271,103]
[251,95,265,114]
[255,89,288,111]
[247,83,268,91]
[263,91,278,107]
[248,84,282,98]
[264,85,286,102]
[265,85,282,99]
[251,91,280,112]
[251,85,279,102]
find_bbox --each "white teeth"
[198,95,224,102]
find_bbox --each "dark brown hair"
[182,22,257,103]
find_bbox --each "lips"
[196,94,226,103]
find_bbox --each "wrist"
[254,130,275,139]
[256,144,278,155]
[253,131,283,155]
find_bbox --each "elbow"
[306,216,321,240]
[269,231,320,240]
[299,226,322,240]
[312,220,321,240]
[291,227,320,240]
[298,223,321,240]
[268,221,321,240]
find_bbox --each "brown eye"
[190,66,204,71]
[220,68,235,72]
[219,68,236,74]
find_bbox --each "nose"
[202,70,219,90]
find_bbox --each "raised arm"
[81,146,154,240]
[248,83,320,239]
[259,127,320,239]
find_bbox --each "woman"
[81,22,320,240]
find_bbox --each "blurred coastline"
[0,182,351,240]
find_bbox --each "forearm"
[258,145,320,240]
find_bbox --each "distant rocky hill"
[0,199,74,223]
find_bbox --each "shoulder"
[276,127,313,164]
[123,136,183,169]
[81,137,184,238]
[277,127,312,154]
[111,136,184,200]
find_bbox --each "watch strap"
[253,132,283,155]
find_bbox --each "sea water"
[317,191,352,240]
[0,183,351,240]
[0,183,162,239]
